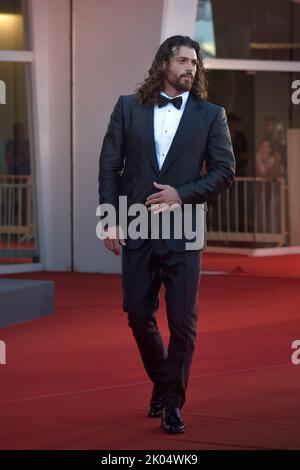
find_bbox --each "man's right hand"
[102,225,126,256]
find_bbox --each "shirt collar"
[160,90,189,108]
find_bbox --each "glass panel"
[195,0,300,61]
[206,69,300,248]
[0,62,39,264]
[0,0,27,51]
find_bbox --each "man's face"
[163,46,198,93]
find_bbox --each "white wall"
[73,0,164,273]
[30,0,71,271]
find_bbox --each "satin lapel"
[159,94,204,176]
[137,103,159,175]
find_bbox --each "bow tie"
[157,94,183,110]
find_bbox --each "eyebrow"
[176,56,198,63]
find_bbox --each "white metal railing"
[0,175,34,242]
[0,175,288,248]
[207,177,287,246]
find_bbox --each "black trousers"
[121,238,202,409]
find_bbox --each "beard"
[164,70,193,93]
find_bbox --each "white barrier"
[207,177,287,246]
[0,175,33,242]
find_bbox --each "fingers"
[153,181,167,189]
[146,182,168,204]
[146,196,161,206]
[146,191,163,203]
[147,202,181,215]
[112,240,122,256]
[150,203,168,214]
[148,203,160,212]
[151,202,181,215]
[103,225,126,255]
[104,238,122,256]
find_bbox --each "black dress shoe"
[161,406,186,433]
[148,384,164,418]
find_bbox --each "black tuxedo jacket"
[98,92,235,251]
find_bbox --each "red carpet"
[1,257,300,449]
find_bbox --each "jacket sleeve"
[98,96,125,224]
[175,107,236,204]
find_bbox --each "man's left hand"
[145,182,182,214]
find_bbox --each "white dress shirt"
[153,90,189,170]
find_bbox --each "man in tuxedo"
[98,35,235,433]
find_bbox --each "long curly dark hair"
[136,35,208,106]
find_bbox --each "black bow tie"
[157,94,183,110]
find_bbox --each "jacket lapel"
[159,93,203,176]
[137,103,160,174]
